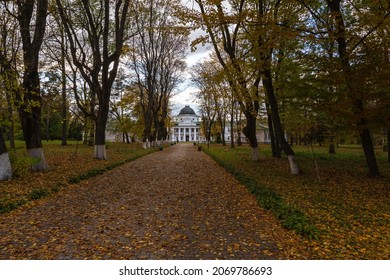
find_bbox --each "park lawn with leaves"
[0,141,157,214]
[203,144,389,259]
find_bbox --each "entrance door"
[186,135,189,142]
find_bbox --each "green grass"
[204,146,321,239]
[202,143,389,259]
[28,188,51,200]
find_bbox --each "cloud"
[186,29,212,67]
[171,83,200,114]
[171,1,213,114]
[171,29,211,113]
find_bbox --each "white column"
[178,127,181,141]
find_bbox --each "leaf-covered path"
[0,144,305,259]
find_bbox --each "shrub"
[0,200,26,214]
[28,188,51,200]
[8,150,39,178]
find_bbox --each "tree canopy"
[0,0,388,179]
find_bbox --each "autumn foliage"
[0,141,157,214]
[203,144,389,259]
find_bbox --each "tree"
[245,0,301,173]
[6,0,49,171]
[192,0,301,171]
[109,70,132,143]
[298,0,389,176]
[0,127,12,180]
[194,0,261,161]
[0,2,20,150]
[191,58,232,146]
[128,0,187,148]
[42,5,70,146]
[191,61,218,148]
[56,0,131,159]
[119,85,147,142]
[41,71,64,141]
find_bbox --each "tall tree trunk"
[16,0,49,171]
[329,142,336,154]
[219,116,226,146]
[94,89,111,159]
[207,121,213,149]
[230,102,235,148]
[18,74,48,171]
[387,129,390,163]
[5,92,15,149]
[94,126,106,159]
[61,27,67,146]
[242,112,259,161]
[236,109,242,146]
[0,129,12,180]
[359,128,378,175]
[46,101,50,141]
[263,69,300,174]
[125,132,130,144]
[266,102,280,158]
[142,111,152,148]
[327,0,380,176]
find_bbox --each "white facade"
[171,106,202,142]
[223,123,271,144]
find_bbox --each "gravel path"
[0,143,297,259]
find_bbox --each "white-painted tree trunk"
[0,152,12,180]
[142,142,147,149]
[288,155,301,175]
[251,147,259,161]
[28,148,48,171]
[94,145,107,160]
[146,141,151,148]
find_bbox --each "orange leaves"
[0,142,153,214]
[206,144,390,259]
[1,143,308,260]
[1,143,387,260]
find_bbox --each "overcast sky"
[171,27,212,115]
[170,1,212,115]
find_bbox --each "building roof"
[178,105,196,115]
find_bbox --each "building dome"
[179,105,196,115]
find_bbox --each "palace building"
[171,105,202,142]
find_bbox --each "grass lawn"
[0,140,159,214]
[202,143,389,259]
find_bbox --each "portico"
[171,105,202,142]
